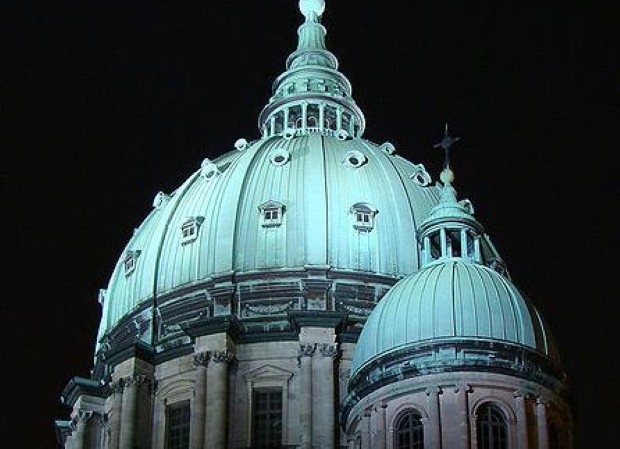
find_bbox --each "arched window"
[549,423,561,449]
[476,403,507,449]
[394,409,424,449]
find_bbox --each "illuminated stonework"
[56,2,572,449]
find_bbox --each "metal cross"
[433,123,461,168]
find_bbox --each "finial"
[433,123,461,169]
[299,0,326,21]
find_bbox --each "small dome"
[351,259,559,375]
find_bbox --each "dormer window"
[259,201,285,228]
[123,250,141,277]
[350,203,378,232]
[180,216,205,245]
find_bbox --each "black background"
[3,1,617,447]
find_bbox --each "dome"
[350,259,560,376]
[97,134,441,339]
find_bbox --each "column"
[319,103,325,131]
[336,107,343,132]
[107,380,124,449]
[374,403,387,449]
[119,375,148,449]
[536,398,549,449]
[206,350,234,449]
[440,229,448,257]
[455,384,471,449]
[426,386,442,449]
[298,343,315,449]
[514,391,529,449]
[301,102,308,133]
[316,343,337,449]
[190,352,209,449]
[361,409,372,449]
[72,411,91,449]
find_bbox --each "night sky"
[4,1,617,447]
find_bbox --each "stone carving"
[244,301,293,316]
[123,374,151,388]
[211,350,236,364]
[109,379,125,394]
[298,343,316,358]
[341,303,372,317]
[194,351,211,367]
[318,343,338,358]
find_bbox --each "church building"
[56,1,573,448]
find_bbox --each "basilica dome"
[97,134,441,336]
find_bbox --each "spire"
[258,0,366,140]
[418,129,485,267]
[418,127,509,275]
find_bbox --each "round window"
[343,150,367,168]
[270,149,291,166]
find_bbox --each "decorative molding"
[244,301,293,316]
[425,386,443,396]
[341,303,371,316]
[122,374,152,388]
[454,383,472,394]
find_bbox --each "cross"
[433,123,461,169]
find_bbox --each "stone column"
[206,350,234,449]
[298,343,315,449]
[312,343,337,449]
[362,409,372,449]
[455,384,471,449]
[536,398,549,449]
[119,375,148,449]
[514,391,529,449]
[71,411,91,449]
[190,352,209,449]
[374,403,387,449]
[426,386,442,449]
[107,380,124,449]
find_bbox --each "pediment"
[243,363,294,382]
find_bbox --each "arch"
[475,402,508,449]
[471,396,517,422]
[155,377,194,404]
[393,408,425,449]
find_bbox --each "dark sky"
[4,0,617,447]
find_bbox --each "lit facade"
[56,1,573,448]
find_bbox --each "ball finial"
[299,0,326,19]
[440,168,455,185]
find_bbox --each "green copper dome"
[350,167,560,377]
[350,259,560,376]
[96,135,441,340]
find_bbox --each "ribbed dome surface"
[98,134,441,335]
[351,259,559,375]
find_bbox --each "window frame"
[251,388,284,449]
[393,408,425,449]
[476,403,508,449]
[164,400,191,449]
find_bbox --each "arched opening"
[476,403,507,449]
[394,409,424,449]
